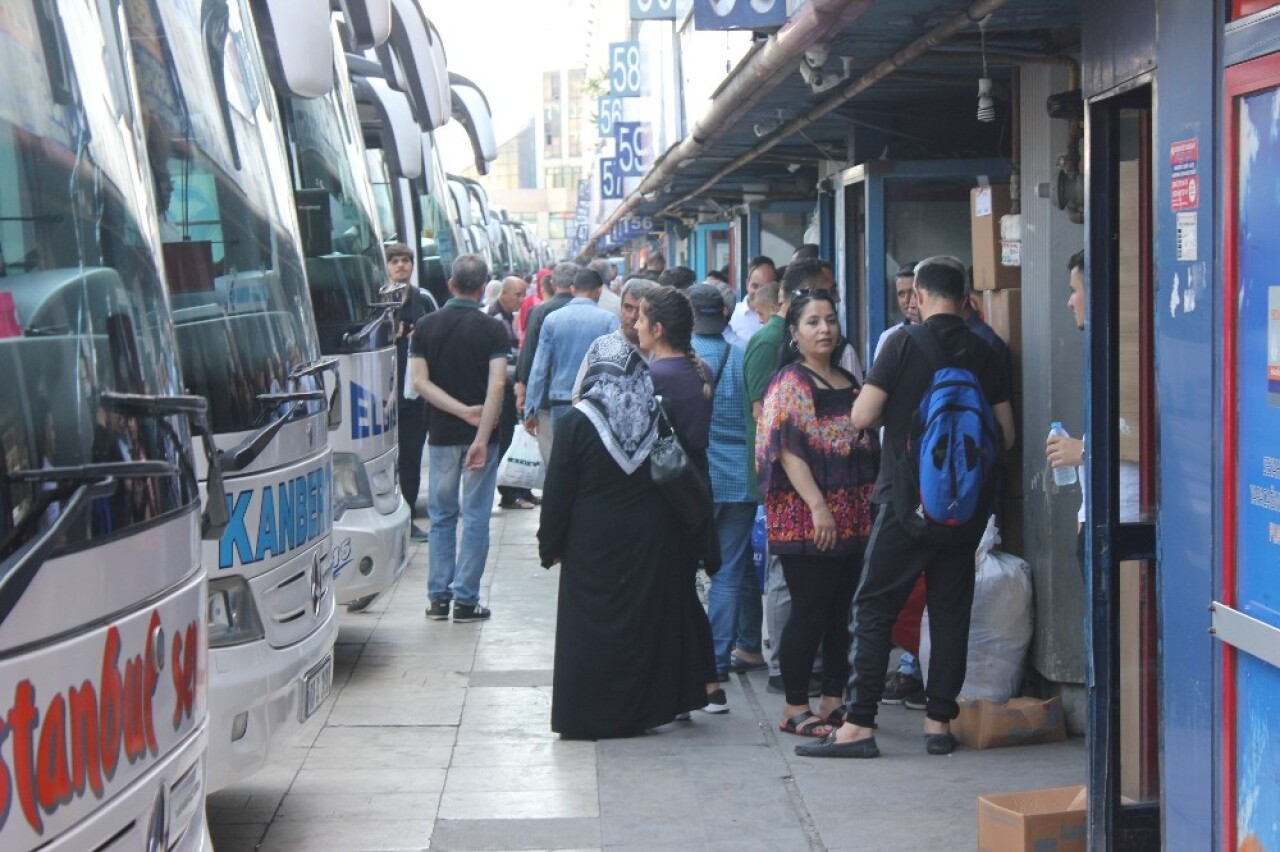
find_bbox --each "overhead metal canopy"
[590,0,1081,248]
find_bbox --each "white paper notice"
[1176,211,1198,261]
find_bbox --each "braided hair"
[641,287,712,399]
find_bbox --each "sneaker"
[702,689,729,714]
[452,603,491,623]
[410,524,429,543]
[674,712,692,722]
[881,671,924,705]
[716,670,730,683]
[424,599,450,620]
[903,689,927,711]
[766,675,784,694]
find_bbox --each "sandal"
[501,497,537,510]
[779,710,834,738]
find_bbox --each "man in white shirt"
[728,256,777,341]
[873,263,921,362]
[588,259,623,318]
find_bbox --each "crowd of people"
[397,242,1018,755]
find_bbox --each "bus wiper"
[0,475,119,626]
[256,390,326,406]
[100,391,230,540]
[341,303,397,352]
[7,460,178,484]
[288,356,343,431]
[219,400,307,475]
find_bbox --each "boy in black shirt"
[797,256,1015,758]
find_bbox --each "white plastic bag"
[497,429,544,490]
[919,517,1033,703]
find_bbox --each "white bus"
[262,8,411,612]
[121,0,339,792]
[0,0,217,846]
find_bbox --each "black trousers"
[398,399,427,518]
[843,507,979,726]
[495,380,535,504]
[779,553,860,707]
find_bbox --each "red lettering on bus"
[121,656,146,764]
[143,612,160,756]
[35,695,72,813]
[8,681,40,832]
[67,682,103,799]
[98,628,123,782]
[171,622,197,729]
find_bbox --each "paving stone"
[429,817,601,850]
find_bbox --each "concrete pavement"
[207,501,1084,851]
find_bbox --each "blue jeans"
[708,502,763,673]
[427,443,501,606]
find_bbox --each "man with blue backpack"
[797,256,1015,759]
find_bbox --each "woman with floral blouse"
[757,289,877,738]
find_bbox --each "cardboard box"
[971,186,1021,291]
[954,696,1067,750]
[982,288,1022,361]
[978,785,1086,852]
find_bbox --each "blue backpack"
[891,324,1001,542]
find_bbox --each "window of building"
[545,166,581,189]
[544,104,561,159]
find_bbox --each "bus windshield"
[125,0,322,435]
[0,0,193,558]
[284,38,387,354]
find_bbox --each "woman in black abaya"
[538,335,708,739]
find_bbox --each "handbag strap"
[711,342,730,389]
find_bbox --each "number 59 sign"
[609,42,644,98]
[615,122,652,177]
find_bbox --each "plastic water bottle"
[1048,422,1078,487]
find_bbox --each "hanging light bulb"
[977,77,997,122]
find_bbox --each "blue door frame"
[829,158,1010,369]
[743,200,815,261]
[691,221,730,280]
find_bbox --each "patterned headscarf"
[574,334,659,475]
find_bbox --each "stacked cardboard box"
[973,186,1024,553]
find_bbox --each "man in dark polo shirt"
[798,256,1015,759]
[409,254,509,623]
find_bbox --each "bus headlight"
[332,452,373,520]
[207,576,265,647]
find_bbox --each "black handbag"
[650,398,714,532]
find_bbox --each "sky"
[424,0,588,171]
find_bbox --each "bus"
[262,9,411,612]
[121,0,339,793]
[0,0,216,846]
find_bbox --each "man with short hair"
[791,243,821,262]
[569,277,658,400]
[799,256,1015,759]
[387,242,438,542]
[523,268,619,460]
[515,262,578,455]
[710,279,748,349]
[658,265,697,289]
[874,263,921,361]
[410,254,509,623]
[640,252,666,281]
[729,255,777,341]
[490,278,538,510]
[689,284,763,683]
[588,259,622,318]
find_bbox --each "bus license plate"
[302,656,333,721]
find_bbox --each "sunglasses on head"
[792,287,833,298]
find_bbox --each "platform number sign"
[615,122,652,177]
[597,96,624,138]
[609,42,644,98]
[601,158,623,200]
[631,0,678,19]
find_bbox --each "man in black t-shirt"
[409,253,509,623]
[797,256,1015,760]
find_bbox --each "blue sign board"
[693,0,787,31]
[630,0,679,19]
[600,158,623,200]
[609,42,645,98]
[597,96,624,138]
[615,122,652,178]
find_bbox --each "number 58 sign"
[609,42,645,98]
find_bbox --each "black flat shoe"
[923,732,957,755]
[794,735,880,759]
